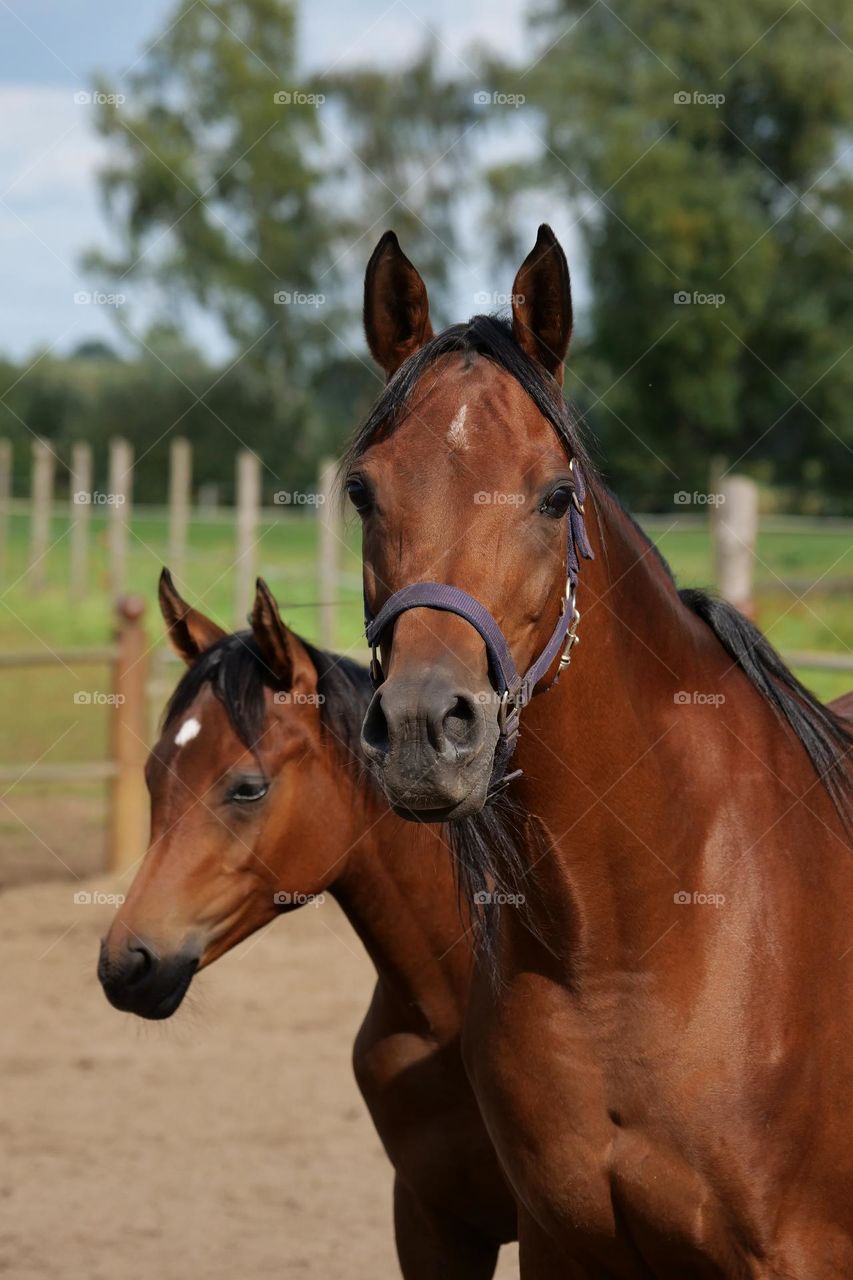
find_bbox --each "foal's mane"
[345,313,852,954]
[162,630,374,771]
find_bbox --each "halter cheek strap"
[363,459,594,788]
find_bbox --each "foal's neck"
[332,779,470,1042]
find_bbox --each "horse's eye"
[228,778,269,804]
[540,486,573,519]
[346,476,372,514]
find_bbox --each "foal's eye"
[346,476,372,514]
[228,778,269,805]
[540,486,573,519]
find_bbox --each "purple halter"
[364,459,594,788]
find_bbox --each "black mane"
[162,631,374,772]
[678,588,852,824]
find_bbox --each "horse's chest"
[465,976,739,1276]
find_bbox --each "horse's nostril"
[362,691,390,760]
[442,696,476,744]
[439,694,483,756]
[126,942,155,987]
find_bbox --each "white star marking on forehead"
[174,716,201,747]
[447,403,469,449]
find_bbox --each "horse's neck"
[515,488,762,962]
[332,789,470,1041]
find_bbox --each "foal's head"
[99,572,368,1019]
[347,226,582,820]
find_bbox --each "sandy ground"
[0,868,519,1279]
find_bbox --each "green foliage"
[78,1,476,480]
[507,0,853,507]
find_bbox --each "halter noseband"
[363,458,594,789]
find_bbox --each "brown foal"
[345,227,853,1278]
[99,572,515,1279]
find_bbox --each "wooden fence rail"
[0,598,149,873]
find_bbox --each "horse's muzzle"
[98,936,199,1020]
[360,672,500,820]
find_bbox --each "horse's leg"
[393,1176,501,1280]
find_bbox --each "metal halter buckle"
[559,607,581,671]
[497,689,517,733]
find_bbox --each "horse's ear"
[158,568,226,665]
[511,224,572,385]
[250,578,294,688]
[364,230,434,380]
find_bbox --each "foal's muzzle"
[98,937,199,1020]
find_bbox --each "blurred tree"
[324,44,478,325]
[85,0,332,469]
[500,0,853,507]
[84,0,477,481]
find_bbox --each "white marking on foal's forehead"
[446,403,469,449]
[174,716,201,747]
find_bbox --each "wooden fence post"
[234,451,261,625]
[69,441,92,602]
[714,475,758,617]
[29,438,55,592]
[168,437,191,582]
[0,439,11,585]
[109,596,149,874]
[317,457,338,650]
[108,438,133,599]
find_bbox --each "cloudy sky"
[0,0,564,362]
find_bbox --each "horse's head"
[99,571,352,1019]
[349,226,583,821]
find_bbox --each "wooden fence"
[0,598,149,873]
[1,436,346,633]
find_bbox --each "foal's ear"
[250,578,294,688]
[511,224,573,385]
[364,230,434,380]
[158,568,226,664]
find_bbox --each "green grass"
[0,508,850,771]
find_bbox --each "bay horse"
[98,571,516,1279]
[344,226,853,1277]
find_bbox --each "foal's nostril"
[362,691,390,761]
[126,942,155,987]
